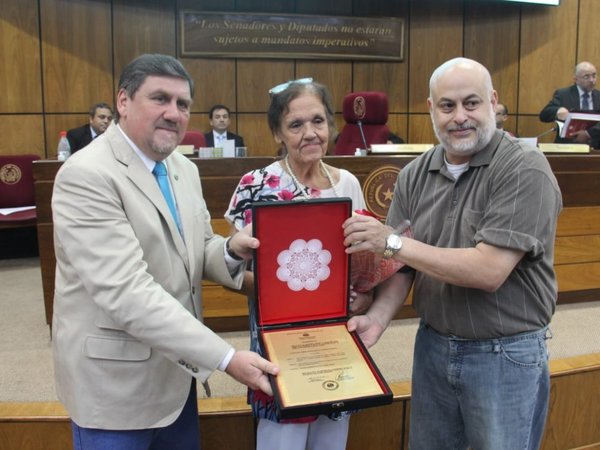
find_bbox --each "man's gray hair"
[115,54,194,121]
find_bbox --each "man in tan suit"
[52,54,278,449]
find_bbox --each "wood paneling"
[557,207,600,237]
[577,0,600,64]
[519,0,578,115]
[183,58,237,113]
[408,0,463,115]
[354,62,409,113]
[237,60,294,112]
[541,365,600,449]
[41,0,113,113]
[296,60,352,113]
[407,114,436,146]
[0,115,44,156]
[3,0,600,158]
[0,0,42,113]
[464,2,520,116]
[237,114,278,157]
[112,0,176,88]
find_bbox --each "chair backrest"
[180,130,207,149]
[333,91,390,155]
[0,154,40,208]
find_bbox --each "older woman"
[225,79,368,450]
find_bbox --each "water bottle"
[57,131,71,161]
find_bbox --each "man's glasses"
[268,77,313,95]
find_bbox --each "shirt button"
[192,286,196,295]
[178,360,185,365]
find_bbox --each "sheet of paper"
[0,206,36,216]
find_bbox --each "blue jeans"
[71,380,200,450]
[409,322,550,450]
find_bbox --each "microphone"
[357,120,369,151]
[536,125,558,139]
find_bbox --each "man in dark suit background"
[204,104,245,148]
[539,61,600,148]
[66,103,113,153]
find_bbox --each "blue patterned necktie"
[582,92,591,110]
[152,161,181,234]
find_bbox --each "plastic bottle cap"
[59,131,67,137]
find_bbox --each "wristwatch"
[226,237,243,261]
[383,232,403,259]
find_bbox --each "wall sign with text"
[180,12,404,61]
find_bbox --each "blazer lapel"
[107,125,190,269]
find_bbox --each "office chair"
[180,130,207,149]
[333,91,390,155]
[0,154,40,229]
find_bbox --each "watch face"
[387,233,402,251]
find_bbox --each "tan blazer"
[51,123,244,429]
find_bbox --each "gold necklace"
[284,156,339,199]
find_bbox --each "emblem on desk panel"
[363,165,400,219]
[0,164,21,185]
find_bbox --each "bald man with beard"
[343,57,562,450]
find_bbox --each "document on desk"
[262,324,383,407]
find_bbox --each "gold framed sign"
[180,11,404,61]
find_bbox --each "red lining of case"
[253,200,351,327]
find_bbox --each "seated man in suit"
[67,103,113,153]
[204,104,245,148]
[539,61,600,148]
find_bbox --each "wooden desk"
[33,155,600,330]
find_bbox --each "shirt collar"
[429,129,503,172]
[116,124,160,173]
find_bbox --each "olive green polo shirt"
[388,131,562,339]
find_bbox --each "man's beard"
[432,109,496,156]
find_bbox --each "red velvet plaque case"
[252,198,392,420]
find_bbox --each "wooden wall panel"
[541,368,600,449]
[0,116,44,156]
[183,58,236,113]
[408,114,436,146]
[237,114,278,156]
[237,60,294,112]
[408,0,463,116]
[353,62,408,114]
[112,0,176,89]
[41,0,113,113]
[2,0,600,155]
[0,0,42,113]
[387,114,409,144]
[519,0,578,115]
[557,207,600,237]
[577,0,600,64]
[296,60,352,113]
[464,3,520,117]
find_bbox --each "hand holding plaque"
[350,210,412,293]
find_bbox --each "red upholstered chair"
[0,154,40,229]
[180,130,207,149]
[333,91,390,155]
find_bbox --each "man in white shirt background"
[204,104,245,148]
